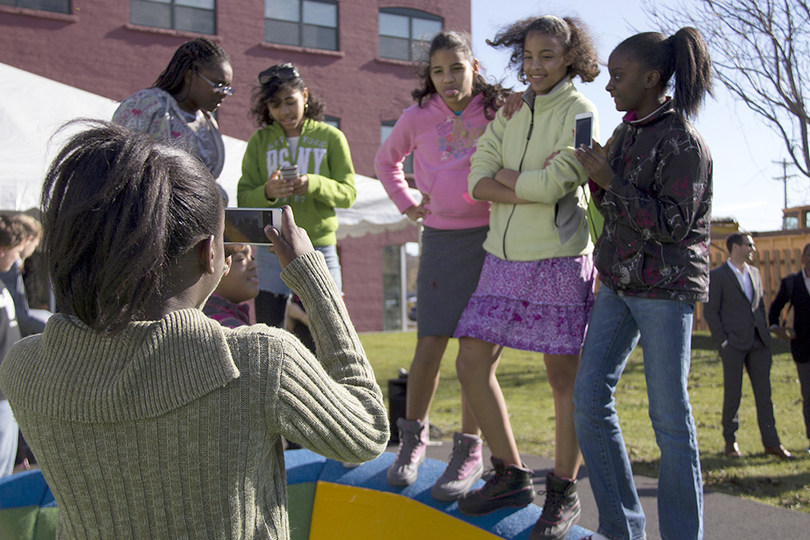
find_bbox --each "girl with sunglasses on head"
[238,63,356,329]
[113,37,233,180]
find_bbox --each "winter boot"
[387,418,427,486]
[431,432,484,501]
[457,457,535,515]
[529,473,582,540]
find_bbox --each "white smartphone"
[223,207,283,245]
[574,112,593,149]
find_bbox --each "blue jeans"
[574,287,703,540]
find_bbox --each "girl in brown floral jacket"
[573,28,713,540]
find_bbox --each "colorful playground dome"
[1,450,594,539]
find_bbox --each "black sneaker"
[529,473,581,540]
[457,457,535,516]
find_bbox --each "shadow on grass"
[625,454,810,510]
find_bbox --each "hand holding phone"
[265,206,315,268]
[265,170,294,200]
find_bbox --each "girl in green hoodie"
[238,64,356,328]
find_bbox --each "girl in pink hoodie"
[375,30,506,501]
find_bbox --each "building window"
[324,116,340,129]
[130,0,216,35]
[0,0,70,13]
[381,121,413,174]
[379,7,442,61]
[265,0,338,51]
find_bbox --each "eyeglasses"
[259,64,300,85]
[196,71,235,96]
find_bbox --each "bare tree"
[644,0,810,178]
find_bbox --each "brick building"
[0,0,472,331]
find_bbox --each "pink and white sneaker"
[387,418,427,486]
[431,432,484,501]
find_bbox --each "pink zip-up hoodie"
[375,93,491,230]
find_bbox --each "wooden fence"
[693,248,804,331]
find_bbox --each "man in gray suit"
[704,232,794,459]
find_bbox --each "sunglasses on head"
[259,64,300,85]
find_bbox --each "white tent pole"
[400,243,407,332]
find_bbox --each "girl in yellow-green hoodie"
[453,16,599,540]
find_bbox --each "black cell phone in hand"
[223,208,282,246]
[575,112,593,149]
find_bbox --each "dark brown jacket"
[593,100,712,302]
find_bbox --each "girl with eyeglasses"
[113,37,233,180]
[238,63,356,330]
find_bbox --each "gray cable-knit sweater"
[0,251,389,539]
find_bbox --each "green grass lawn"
[359,330,810,513]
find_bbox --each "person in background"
[204,245,259,329]
[453,16,600,540]
[113,37,233,183]
[704,232,793,460]
[0,121,388,539]
[0,215,25,477]
[769,241,810,455]
[0,213,47,337]
[574,27,714,540]
[238,63,355,328]
[375,30,507,501]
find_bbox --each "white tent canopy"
[0,62,418,239]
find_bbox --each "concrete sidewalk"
[411,442,810,540]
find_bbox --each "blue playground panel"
[1,450,594,540]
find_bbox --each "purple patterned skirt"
[454,253,596,355]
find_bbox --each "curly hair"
[41,120,223,334]
[411,31,508,120]
[613,28,713,119]
[249,64,325,127]
[153,37,230,96]
[487,15,600,85]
